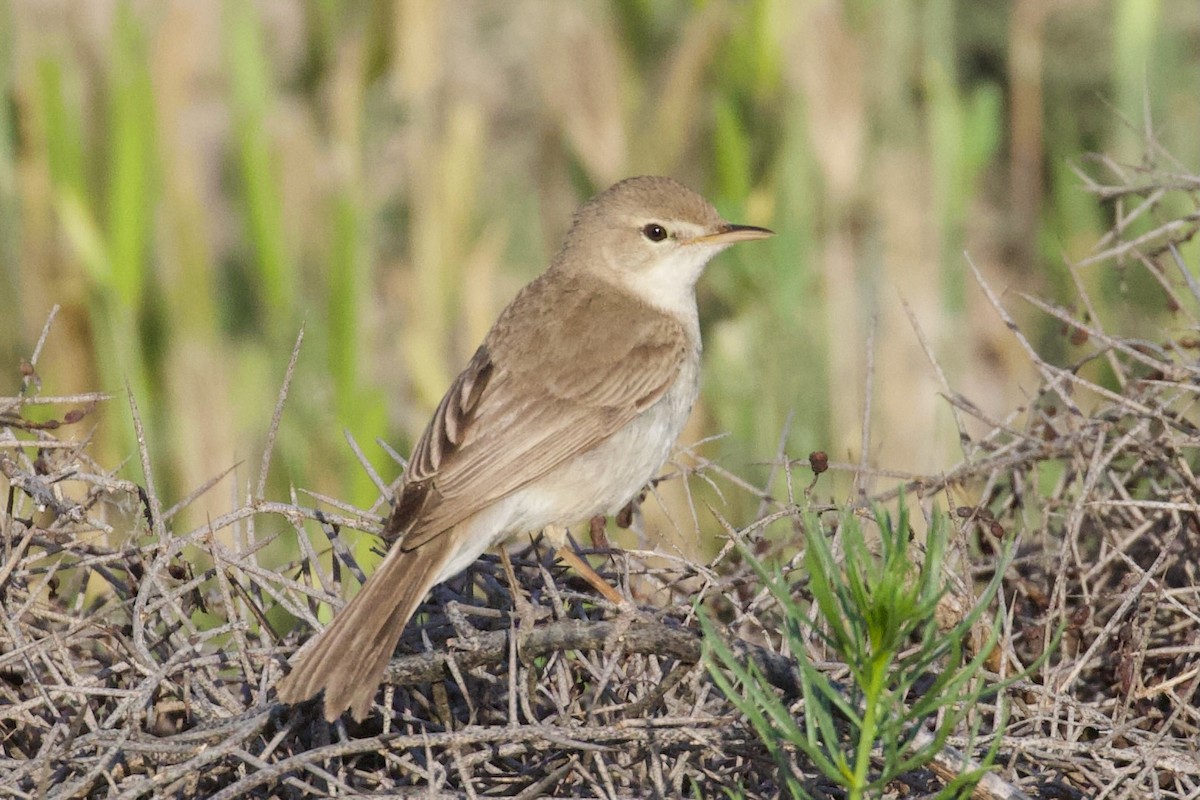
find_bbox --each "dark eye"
[642,223,668,242]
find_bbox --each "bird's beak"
[692,223,775,246]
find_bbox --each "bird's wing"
[386,270,690,549]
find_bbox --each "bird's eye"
[642,223,668,242]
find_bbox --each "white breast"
[433,348,701,582]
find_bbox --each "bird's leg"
[543,524,625,605]
[588,515,610,550]
[498,546,538,628]
[615,490,646,529]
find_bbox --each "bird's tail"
[275,539,453,721]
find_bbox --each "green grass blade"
[106,2,156,311]
[224,0,292,325]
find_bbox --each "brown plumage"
[275,176,772,721]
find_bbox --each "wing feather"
[384,270,689,550]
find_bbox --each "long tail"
[276,540,453,721]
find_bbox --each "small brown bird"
[276,176,773,721]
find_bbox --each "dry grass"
[3,159,1200,799]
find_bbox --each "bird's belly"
[434,357,699,582]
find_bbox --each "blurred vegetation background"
[1,0,1198,558]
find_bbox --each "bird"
[275,175,773,721]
